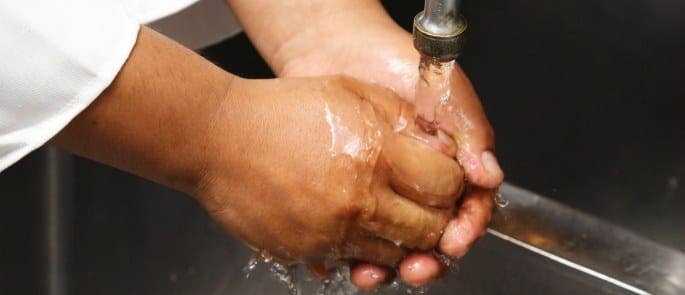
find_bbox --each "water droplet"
[242,255,260,279]
[494,192,509,208]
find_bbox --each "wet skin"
[199,76,466,266]
[53,28,470,274]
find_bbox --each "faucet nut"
[413,13,467,61]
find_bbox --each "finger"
[434,66,504,188]
[381,132,464,209]
[358,186,450,250]
[399,252,442,287]
[350,263,390,291]
[342,228,407,266]
[439,188,495,258]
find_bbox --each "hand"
[195,75,466,267]
[259,3,503,288]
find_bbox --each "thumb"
[426,65,504,188]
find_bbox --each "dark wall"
[0,153,44,294]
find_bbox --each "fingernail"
[481,151,502,176]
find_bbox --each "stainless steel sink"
[2,148,683,294]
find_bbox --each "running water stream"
[414,56,455,134]
[415,56,508,209]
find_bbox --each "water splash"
[242,252,301,294]
[270,262,298,295]
[376,278,431,295]
[316,266,357,295]
[242,252,460,295]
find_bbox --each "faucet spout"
[418,0,463,37]
[413,0,467,61]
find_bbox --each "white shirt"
[0,0,240,172]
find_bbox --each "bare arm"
[53,27,233,195]
[225,0,400,75]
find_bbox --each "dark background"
[2,0,683,294]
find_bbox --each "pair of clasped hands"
[53,0,504,291]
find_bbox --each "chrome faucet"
[413,0,467,61]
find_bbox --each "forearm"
[52,27,236,195]
[225,0,401,74]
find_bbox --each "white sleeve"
[0,0,140,172]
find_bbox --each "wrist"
[277,23,420,100]
[186,75,253,203]
[175,74,242,198]
[268,1,401,74]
